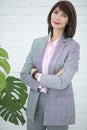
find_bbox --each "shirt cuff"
[37,73,41,81]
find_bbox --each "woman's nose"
[55,14,61,20]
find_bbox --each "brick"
[0,15,46,24]
[2,0,31,6]
[0,7,49,15]
[77,23,87,31]
[0,0,2,6]
[0,23,47,32]
[77,15,87,23]
[2,32,47,40]
[32,0,87,7]
[76,7,87,15]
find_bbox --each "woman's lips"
[53,21,60,24]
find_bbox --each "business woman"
[20,0,80,130]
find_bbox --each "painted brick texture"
[0,0,87,130]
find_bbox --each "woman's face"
[51,7,69,31]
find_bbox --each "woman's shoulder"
[65,37,80,49]
[34,35,48,42]
[63,37,80,53]
[31,35,49,50]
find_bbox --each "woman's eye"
[62,14,67,17]
[54,11,58,14]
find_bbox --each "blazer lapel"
[35,34,50,72]
[48,35,66,74]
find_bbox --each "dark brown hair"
[47,0,77,38]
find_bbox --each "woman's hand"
[56,68,65,76]
[31,68,37,75]
[31,68,40,80]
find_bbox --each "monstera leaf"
[0,71,7,95]
[0,47,28,125]
[0,76,28,125]
[0,48,10,74]
[0,48,10,94]
[0,48,9,59]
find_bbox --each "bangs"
[54,2,71,18]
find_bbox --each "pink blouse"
[38,36,61,93]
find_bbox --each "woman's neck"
[51,29,64,42]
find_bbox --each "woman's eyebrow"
[54,9,59,11]
[54,8,67,15]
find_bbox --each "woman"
[20,0,80,130]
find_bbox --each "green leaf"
[0,48,9,59]
[0,71,7,93]
[0,58,10,75]
[0,47,28,125]
[3,111,10,121]
[0,76,28,125]
[15,111,25,125]
[0,92,2,97]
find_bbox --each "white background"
[0,0,87,130]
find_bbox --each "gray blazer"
[20,34,80,126]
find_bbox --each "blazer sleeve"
[39,42,80,90]
[20,39,40,91]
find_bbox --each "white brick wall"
[0,0,87,130]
